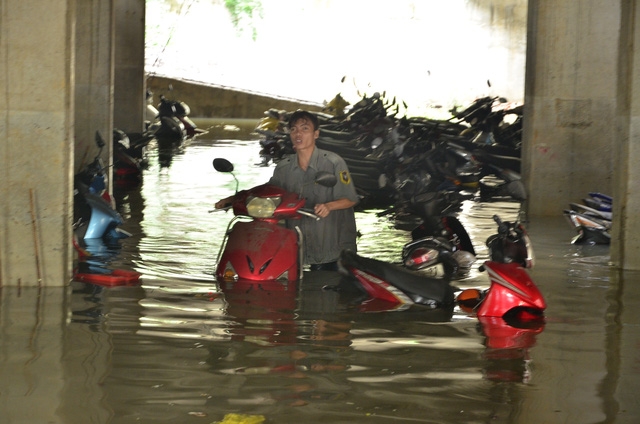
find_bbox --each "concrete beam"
[146,75,323,119]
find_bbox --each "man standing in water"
[216,110,359,271]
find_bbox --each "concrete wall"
[146,75,323,119]
[0,0,75,286]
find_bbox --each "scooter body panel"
[216,220,300,281]
[83,193,124,239]
[231,184,306,218]
[476,261,546,317]
[339,249,455,308]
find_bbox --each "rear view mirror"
[213,158,234,173]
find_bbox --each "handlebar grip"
[298,208,321,221]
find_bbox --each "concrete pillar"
[611,1,640,269]
[114,0,146,134]
[0,0,75,286]
[522,1,620,218]
[75,0,114,182]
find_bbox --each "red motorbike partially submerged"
[339,214,546,321]
[213,158,336,282]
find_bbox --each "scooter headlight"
[246,196,281,218]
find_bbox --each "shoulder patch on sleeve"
[339,170,351,184]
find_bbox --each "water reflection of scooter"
[210,274,354,407]
[218,279,299,346]
[478,316,545,383]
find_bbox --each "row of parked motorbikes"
[212,156,545,320]
[209,155,545,376]
[77,89,545,318]
[257,91,614,248]
[73,87,206,284]
[238,93,546,353]
[255,93,526,223]
[73,89,546,366]
[113,85,207,181]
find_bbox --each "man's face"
[289,118,319,152]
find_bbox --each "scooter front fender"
[83,193,124,239]
[216,220,301,281]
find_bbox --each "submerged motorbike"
[213,158,337,282]
[563,192,612,244]
[402,215,477,279]
[338,214,546,321]
[148,86,206,145]
[72,132,139,285]
[112,128,147,183]
[563,210,611,245]
[458,214,544,320]
[338,249,456,311]
[74,131,131,243]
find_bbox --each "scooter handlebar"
[208,205,232,213]
[298,208,321,221]
[493,214,509,235]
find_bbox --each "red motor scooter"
[458,214,545,321]
[338,214,546,321]
[213,158,336,282]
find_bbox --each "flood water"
[2,120,640,423]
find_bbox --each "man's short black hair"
[288,110,319,131]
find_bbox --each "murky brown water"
[2,120,639,423]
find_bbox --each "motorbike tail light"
[246,196,281,218]
[405,247,440,269]
[222,266,238,282]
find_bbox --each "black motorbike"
[148,86,206,146]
